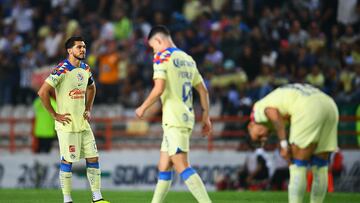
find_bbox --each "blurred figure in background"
[269,148,289,190]
[248,83,339,203]
[33,95,56,153]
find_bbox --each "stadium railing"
[0,115,359,153]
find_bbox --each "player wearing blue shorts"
[38,36,109,203]
[136,25,212,203]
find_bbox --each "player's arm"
[38,82,71,125]
[264,107,290,160]
[265,107,286,140]
[84,83,96,121]
[135,79,165,119]
[195,81,212,137]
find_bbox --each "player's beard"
[74,53,85,60]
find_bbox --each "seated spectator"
[269,148,289,190]
[236,148,270,190]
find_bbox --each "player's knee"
[158,162,172,171]
[311,156,328,167]
[86,157,99,163]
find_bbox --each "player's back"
[255,83,325,116]
[153,47,203,129]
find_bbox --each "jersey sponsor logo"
[173,58,195,68]
[69,145,76,153]
[69,88,85,99]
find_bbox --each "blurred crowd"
[0,0,360,116]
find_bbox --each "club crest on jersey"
[182,113,189,122]
[77,73,84,81]
[69,145,76,153]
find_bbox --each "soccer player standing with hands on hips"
[135,25,212,203]
[248,83,339,203]
[38,36,110,203]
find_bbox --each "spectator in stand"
[96,40,121,103]
[269,148,289,190]
[236,148,269,190]
[306,64,325,89]
[288,20,309,47]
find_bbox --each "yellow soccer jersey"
[153,47,203,129]
[45,59,94,132]
[252,83,323,123]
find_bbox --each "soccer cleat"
[92,199,110,203]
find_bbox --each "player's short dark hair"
[147,25,170,40]
[65,36,85,50]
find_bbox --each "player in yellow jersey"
[248,83,338,203]
[135,25,212,203]
[38,36,110,203]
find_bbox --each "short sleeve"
[45,68,65,88]
[192,69,203,87]
[87,69,95,86]
[253,103,269,123]
[153,63,167,80]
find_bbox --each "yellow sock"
[87,167,103,200]
[59,171,72,200]
[310,166,328,203]
[289,164,307,203]
[181,168,211,203]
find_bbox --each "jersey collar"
[64,59,86,71]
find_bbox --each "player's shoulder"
[51,60,70,76]
[153,47,183,65]
[79,61,91,72]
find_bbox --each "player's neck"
[67,56,81,67]
[157,42,176,53]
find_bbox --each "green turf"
[0,189,360,203]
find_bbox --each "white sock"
[64,194,72,203]
[310,166,328,203]
[92,191,103,201]
[288,164,307,203]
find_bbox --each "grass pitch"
[1,189,360,203]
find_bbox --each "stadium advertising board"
[0,150,359,190]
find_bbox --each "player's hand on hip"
[54,113,71,125]
[135,107,145,119]
[83,110,91,121]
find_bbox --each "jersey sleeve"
[253,89,284,123]
[153,51,172,80]
[45,67,65,88]
[253,103,269,123]
[86,65,95,86]
[192,68,203,87]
